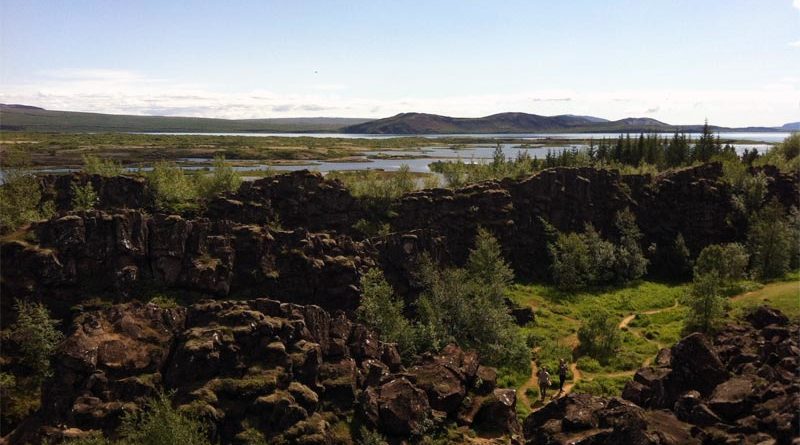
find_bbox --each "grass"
[505,272,799,417]
[572,375,632,397]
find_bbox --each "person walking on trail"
[558,358,569,395]
[537,367,551,402]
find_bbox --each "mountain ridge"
[0,104,794,134]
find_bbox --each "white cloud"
[794,0,800,10]
[1,68,798,127]
[790,40,800,47]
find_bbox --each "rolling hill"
[341,112,674,134]
[0,104,793,134]
[0,104,372,133]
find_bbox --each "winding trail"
[517,299,681,412]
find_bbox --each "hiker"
[537,366,551,401]
[558,358,568,395]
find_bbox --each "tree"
[613,209,648,283]
[10,300,64,384]
[549,232,591,290]
[694,120,719,162]
[693,243,749,283]
[581,224,618,285]
[650,233,692,281]
[0,147,54,232]
[577,309,621,363]
[684,273,725,334]
[415,249,528,371]
[71,181,99,211]
[466,227,514,300]
[357,268,416,356]
[747,200,793,279]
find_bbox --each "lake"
[21,131,789,178]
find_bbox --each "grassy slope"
[505,274,799,417]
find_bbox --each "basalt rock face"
[752,165,800,209]
[523,307,799,445]
[39,173,152,212]
[0,209,372,319]
[6,300,519,445]
[389,164,742,279]
[3,165,759,315]
[633,163,739,255]
[206,171,365,233]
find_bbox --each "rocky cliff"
[5,299,519,444]
[6,165,798,317]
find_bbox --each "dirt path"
[519,299,681,411]
[516,349,541,409]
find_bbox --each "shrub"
[649,233,692,281]
[747,200,793,279]
[693,243,749,282]
[582,224,618,284]
[549,232,591,291]
[10,300,64,384]
[82,154,124,176]
[117,392,210,445]
[196,155,242,199]
[683,273,725,334]
[415,245,529,371]
[0,148,54,231]
[613,209,648,282]
[466,227,514,299]
[147,161,198,212]
[71,181,99,211]
[357,268,416,357]
[577,309,620,363]
[358,426,389,445]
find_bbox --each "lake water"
[143,131,792,143]
[20,131,788,178]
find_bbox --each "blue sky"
[1,0,798,126]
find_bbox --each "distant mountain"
[341,112,672,134]
[0,104,372,133]
[0,104,791,134]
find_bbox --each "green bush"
[683,273,726,334]
[147,161,198,212]
[747,200,794,280]
[71,181,99,211]
[196,155,242,199]
[117,392,210,445]
[415,231,529,371]
[577,309,620,363]
[582,224,618,284]
[82,154,124,176]
[10,299,64,384]
[0,148,54,231]
[358,426,389,445]
[357,268,416,357]
[613,209,648,283]
[694,243,749,282]
[549,232,591,291]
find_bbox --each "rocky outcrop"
[39,173,152,212]
[1,210,372,319]
[207,170,365,233]
[522,306,799,445]
[619,306,799,445]
[5,299,519,444]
